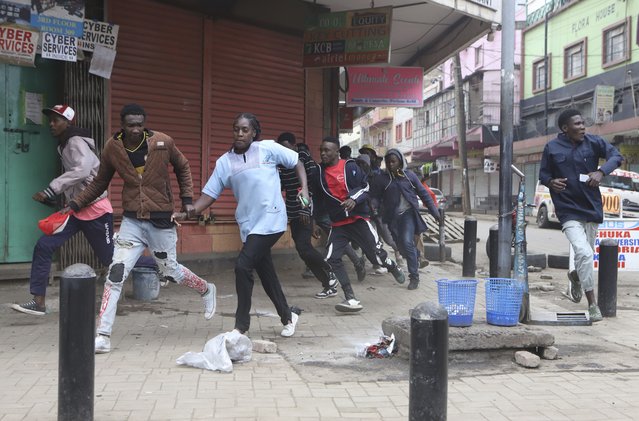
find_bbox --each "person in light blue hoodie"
[189,113,310,337]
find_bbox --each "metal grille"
[59,60,106,270]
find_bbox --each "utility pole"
[498,0,515,277]
[453,53,471,215]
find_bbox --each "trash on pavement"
[176,330,252,372]
[359,334,397,358]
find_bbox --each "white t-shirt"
[202,140,298,242]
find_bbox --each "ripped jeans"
[97,217,207,337]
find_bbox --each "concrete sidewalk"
[1,246,639,420]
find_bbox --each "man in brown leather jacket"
[69,103,216,354]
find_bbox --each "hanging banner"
[79,20,118,51]
[0,24,37,66]
[303,6,392,68]
[30,0,85,38]
[346,66,424,107]
[338,107,354,132]
[41,32,77,62]
[593,85,615,124]
[0,0,31,25]
[89,44,115,79]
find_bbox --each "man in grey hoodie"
[11,105,114,316]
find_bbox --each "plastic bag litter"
[359,334,397,359]
[176,330,252,372]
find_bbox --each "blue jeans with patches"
[97,217,207,337]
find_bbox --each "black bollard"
[59,264,96,421]
[462,217,477,277]
[489,224,499,278]
[409,302,448,421]
[438,208,446,262]
[598,238,618,317]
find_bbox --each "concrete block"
[381,316,555,356]
[514,350,540,368]
[252,340,277,353]
[541,346,559,360]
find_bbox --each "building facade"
[485,0,639,203]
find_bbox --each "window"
[532,56,550,93]
[449,62,454,83]
[603,19,630,68]
[395,124,403,143]
[564,39,586,81]
[475,45,483,68]
[405,119,413,139]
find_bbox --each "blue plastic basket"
[484,278,525,326]
[436,279,478,327]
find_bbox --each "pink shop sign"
[346,66,423,107]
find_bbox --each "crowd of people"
[11,104,613,354]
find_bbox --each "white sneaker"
[335,298,363,313]
[374,266,388,275]
[281,312,299,337]
[202,283,216,320]
[95,334,111,354]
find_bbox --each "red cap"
[38,211,72,236]
[42,105,75,121]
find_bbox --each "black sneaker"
[11,299,45,316]
[314,287,338,299]
[407,278,419,290]
[567,270,582,303]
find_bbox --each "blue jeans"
[391,210,420,280]
[30,213,114,296]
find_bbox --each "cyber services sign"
[303,6,392,68]
[346,66,424,107]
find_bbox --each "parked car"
[532,168,639,228]
[417,188,447,212]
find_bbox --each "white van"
[532,169,639,228]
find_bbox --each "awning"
[302,0,500,70]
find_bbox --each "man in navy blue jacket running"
[313,136,405,313]
[539,108,622,322]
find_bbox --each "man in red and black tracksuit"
[313,136,405,313]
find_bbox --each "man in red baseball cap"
[11,105,114,316]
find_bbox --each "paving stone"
[515,350,541,368]
[542,346,559,360]
[252,339,277,353]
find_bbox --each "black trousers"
[290,218,332,288]
[234,232,292,332]
[325,219,394,298]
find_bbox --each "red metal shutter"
[206,20,305,217]
[107,0,204,212]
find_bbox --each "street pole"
[454,53,472,216]
[498,0,516,278]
